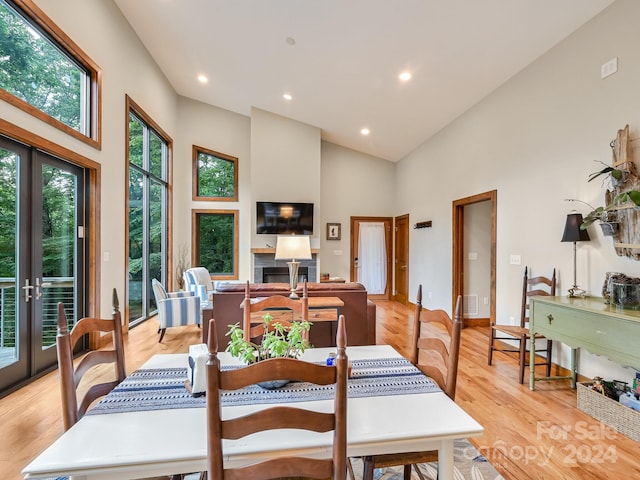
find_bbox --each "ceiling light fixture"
[399,71,412,81]
[285,36,296,46]
[197,74,208,84]
[283,93,293,101]
[360,128,370,136]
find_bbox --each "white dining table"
[22,345,483,480]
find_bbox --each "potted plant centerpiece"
[225,313,312,388]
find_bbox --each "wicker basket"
[577,382,640,442]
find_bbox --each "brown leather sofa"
[209,282,376,348]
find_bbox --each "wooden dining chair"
[241,280,310,343]
[358,288,463,480]
[56,288,126,431]
[488,266,556,383]
[206,315,348,480]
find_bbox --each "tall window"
[192,210,238,280]
[0,0,100,147]
[127,97,171,325]
[192,146,238,201]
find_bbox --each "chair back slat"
[223,406,335,439]
[520,267,557,328]
[411,287,462,400]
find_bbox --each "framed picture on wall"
[327,223,341,240]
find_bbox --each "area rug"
[347,439,505,480]
[138,438,504,480]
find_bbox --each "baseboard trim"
[490,338,590,383]
[407,302,489,328]
[464,317,490,328]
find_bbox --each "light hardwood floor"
[2,300,639,479]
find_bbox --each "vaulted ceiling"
[115,0,614,161]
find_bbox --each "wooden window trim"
[125,95,173,325]
[191,209,239,280]
[192,145,238,202]
[0,0,102,149]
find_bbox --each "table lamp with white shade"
[275,235,312,298]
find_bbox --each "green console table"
[529,295,640,390]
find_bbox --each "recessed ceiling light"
[361,128,370,136]
[283,93,293,101]
[285,36,296,46]
[399,71,412,81]
[197,74,208,84]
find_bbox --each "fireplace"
[263,266,308,284]
[253,252,317,283]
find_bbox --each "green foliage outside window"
[0,148,77,348]
[0,150,17,279]
[196,212,236,277]
[0,0,86,132]
[195,148,237,200]
[128,110,168,323]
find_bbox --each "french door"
[0,136,86,392]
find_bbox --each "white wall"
[175,97,252,279]
[396,0,640,381]
[250,108,322,256]
[320,142,396,280]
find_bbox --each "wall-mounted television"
[256,202,314,235]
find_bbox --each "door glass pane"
[40,164,76,349]
[129,168,143,322]
[0,148,18,366]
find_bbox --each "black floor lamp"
[560,211,591,297]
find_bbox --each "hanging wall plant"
[613,190,640,207]
[588,160,629,188]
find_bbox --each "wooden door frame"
[0,118,100,321]
[452,190,496,327]
[394,214,409,304]
[350,216,393,300]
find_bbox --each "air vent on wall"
[463,294,478,316]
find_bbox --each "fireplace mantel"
[251,248,320,254]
